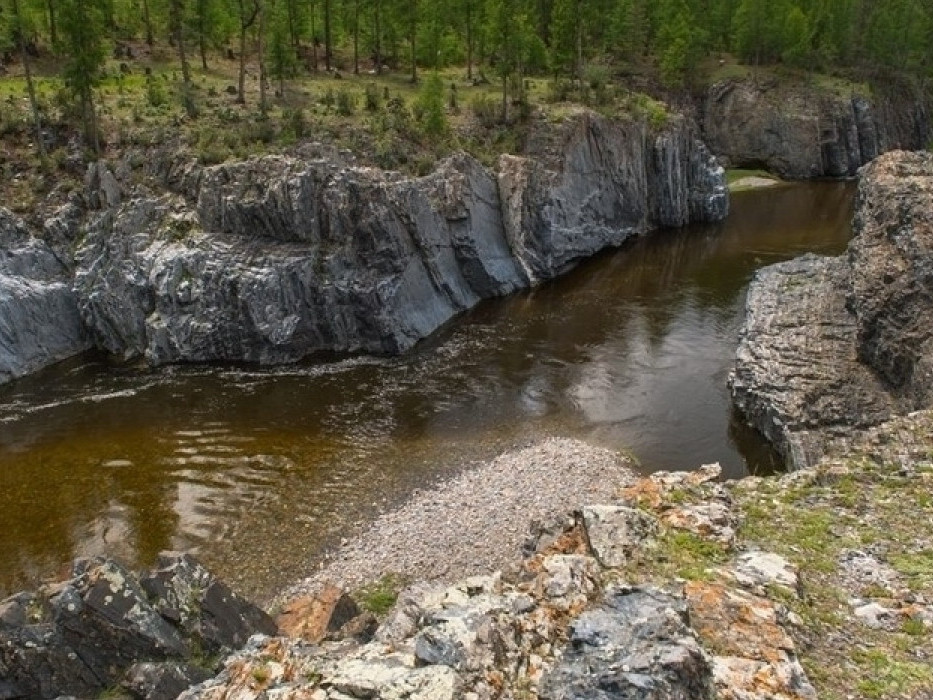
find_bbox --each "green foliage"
[415,71,447,135]
[336,89,356,116]
[354,574,404,615]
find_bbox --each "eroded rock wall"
[70,111,726,368]
[702,79,930,178]
[730,150,933,467]
[0,206,90,383]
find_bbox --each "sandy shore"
[280,438,636,602]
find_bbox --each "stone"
[731,552,800,597]
[0,554,275,700]
[580,505,659,567]
[729,254,899,468]
[123,661,214,700]
[539,586,715,700]
[684,582,816,700]
[713,656,816,700]
[701,78,928,178]
[661,502,736,545]
[853,602,894,629]
[684,581,795,661]
[140,551,278,654]
[0,208,91,385]
[277,585,361,644]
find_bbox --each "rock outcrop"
[69,111,726,367]
[0,552,276,700]
[0,206,90,383]
[730,150,933,467]
[702,78,930,178]
[176,464,814,700]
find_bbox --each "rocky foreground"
[5,424,933,699]
[730,150,933,468]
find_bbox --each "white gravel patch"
[282,437,636,600]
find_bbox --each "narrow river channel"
[0,181,855,601]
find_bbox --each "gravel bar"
[282,437,636,601]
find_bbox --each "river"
[0,181,855,601]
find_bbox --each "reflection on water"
[0,182,855,601]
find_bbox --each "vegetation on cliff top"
[0,0,928,197]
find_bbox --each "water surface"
[0,182,855,600]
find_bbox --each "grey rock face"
[729,254,898,467]
[581,505,659,568]
[730,151,933,467]
[540,586,715,700]
[848,151,933,405]
[702,80,929,178]
[0,208,90,384]
[73,111,727,367]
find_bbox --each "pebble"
[280,438,635,602]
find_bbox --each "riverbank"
[187,407,933,700]
[279,438,638,602]
[6,416,933,698]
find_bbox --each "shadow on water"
[0,181,855,600]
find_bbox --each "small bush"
[336,89,357,116]
[364,83,381,113]
[415,73,447,136]
[469,94,499,128]
[283,107,308,139]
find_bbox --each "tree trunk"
[172,0,192,86]
[501,74,507,123]
[258,0,267,113]
[141,0,153,46]
[323,0,331,71]
[47,0,58,46]
[310,1,318,72]
[198,0,208,70]
[238,24,248,101]
[409,0,417,82]
[374,0,382,74]
[13,0,44,158]
[353,0,359,74]
[465,1,473,80]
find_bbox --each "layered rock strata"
[730,150,933,467]
[0,552,276,700]
[0,111,727,381]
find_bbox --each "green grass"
[353,573,406,615]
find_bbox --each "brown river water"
[0,182,855,602]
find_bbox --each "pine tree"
[59,0,107,153]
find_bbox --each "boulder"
[540,586,715,700]
[277,584,361,643]
[0,554,274,700]
[580,505,659,568]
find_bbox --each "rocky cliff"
[730,150,933,467]
[0,205,90,384]
[0,110,727,379]
[702,78,930,178]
